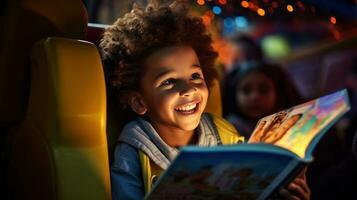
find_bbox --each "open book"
[146,89,350,200]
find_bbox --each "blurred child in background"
[222,62,303,139]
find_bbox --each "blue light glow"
[223,17,235,28]
[235,16,248,28]
[212,6,222,15]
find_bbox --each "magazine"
[146,89,350,200]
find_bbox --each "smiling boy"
[100,1,310,199]
[138,46,210,146]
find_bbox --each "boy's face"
[135,46,208,132]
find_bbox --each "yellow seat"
[205,79,223,117]
[7,38,111,200]
[0,1,109,199]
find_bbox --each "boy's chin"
[173,109,204,130]
[177,119,201,131]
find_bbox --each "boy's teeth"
[176,103,197,111]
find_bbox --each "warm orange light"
[287,4,294,12]
[328,25,341,40]
[197,0,205,6]
[205,10,215,19]
[219,0,227,5]
[257,8,265,16]
[249,2,258,9]
[202,15,211,26]
[241,1,249,8]
[330,16,337,24]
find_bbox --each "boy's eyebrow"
[154,69,174,81]
[154,64,201,81]
[191,64,201,69]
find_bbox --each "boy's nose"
[179,82,197,96]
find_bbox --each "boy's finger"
[293,178,311,196]
[298,167,307,179]
[279,188,300,200]
[287,181,310,200]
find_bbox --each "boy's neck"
[153,124,197,148]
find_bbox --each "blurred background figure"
[222,62,303,139]
[225,34,264,73]
[309,130,357,199]
[307,61,357,200]
[343,63,357,150]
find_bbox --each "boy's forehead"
[145,45,196,63]
[143,45,200,74]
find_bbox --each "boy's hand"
[279,168,311,200]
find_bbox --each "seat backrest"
[0,0,87,130]
[7,38,111,200]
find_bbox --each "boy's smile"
[174,100,200,114]
[131,45,209,146]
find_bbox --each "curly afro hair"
[100,1,218,111]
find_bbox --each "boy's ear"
[128,93,147,115]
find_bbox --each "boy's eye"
[160,78,176,87]
[191,73,203,80]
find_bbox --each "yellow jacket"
[139,114,244,194]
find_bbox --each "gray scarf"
[118,113,221,169]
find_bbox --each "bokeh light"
[235,16,248,28]
[262,35,291,59]
[287,5,294,12]
[257,8,266,16]
[212,6,222,15]
[241,1,249,8]
[197,0,205,6]
[223,17,235,29]
[218,0,227,5]
[330,16,337,24]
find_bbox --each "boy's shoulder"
[112,142,142,170]
[113,143,140,162]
